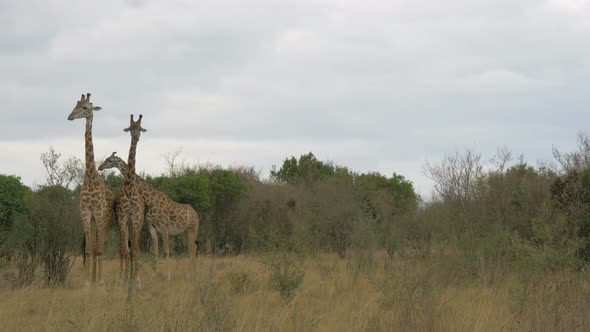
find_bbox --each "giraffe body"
[118,114,147,287]
[99,153,200,278]
[67,93,114,288]
[112,190,129,283]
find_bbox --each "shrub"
[194,281,234,331]
[7,186,80,287]
[238,182,294,253]
[374,260,439,330]
[0,175,28,257]
[346,250,375,282]
[266,254,305,300]
[224,271,254,295]
[385,239,399,258]
[271,152,341,185]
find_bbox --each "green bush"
[0,175,28,257]
[266,254,305,300]
[6,186,80,287]
[194,281,234,332]
[238,182,294,252]
[149,166,246,255]
[224,271,254,295]
[346,250,375,282]
[385,239,399,258]
[373,260,440,330]
[271,152,342,185]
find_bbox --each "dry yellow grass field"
[0,252,588,331]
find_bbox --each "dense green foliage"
[147,167,244,254]
[3,186,81,287]
[0,175,28,233]
[1,151,82,286]
[270,152,345,184]
[6,139,590,287]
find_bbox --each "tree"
[3,148,84,286]
[40,146,83,190]
[314,177,358,258]
[7,186,81,286]
[271,152,340,185]
[148,172,210,212]
[553,132,590,175]
[101,171,124,194]
[424,148,484,204]
[0,175,28,232]
[576,169,590,262]
[355,172,417,213]
[205,168,246,253]
[550,133,590,263]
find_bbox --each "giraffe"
[67,93,114,288]
[118,114,147,287]
[99,152,199,280]
[105,177,128,285]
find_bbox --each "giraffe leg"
[187,227,197,278]
[95,210,106,288]
[161,228,171,281]
[81,210,93,289]
[92,252,97,285]
[148,221,159,258]
[91,215,100,286]
[118,217,129,287]
[193,216,200,260]
[130,209,144,290]
[148,221,160,278]
[129,223,140,289]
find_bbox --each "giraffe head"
[67,93,102,120]
[123,114,147,140]
[98,152,127,172]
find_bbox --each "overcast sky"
[1,0,589,195]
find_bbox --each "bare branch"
[423,148,484,204]
[40,146,83,190]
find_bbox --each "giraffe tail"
[81,235,86,268]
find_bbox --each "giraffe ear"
[123,128,130,132]
[141,128,147,133]
[93,106,102,111]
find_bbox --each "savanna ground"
[1,251,589,332]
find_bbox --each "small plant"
[266,254,305,300]
[224,271,253,295]
[195,281,234,332]
[316,259,339,279]
[9,254,37,288]
[374,261,439,329]
[386,240,399,258]
[346,250,375,282]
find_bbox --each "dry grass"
[1,252,589,331]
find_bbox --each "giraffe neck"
[126,136,140,180]
[84,117,98,178]
[116,163,128,174]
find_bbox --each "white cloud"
[1,0,590,194]
[449,68,554,94]
[547,0,589,12]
